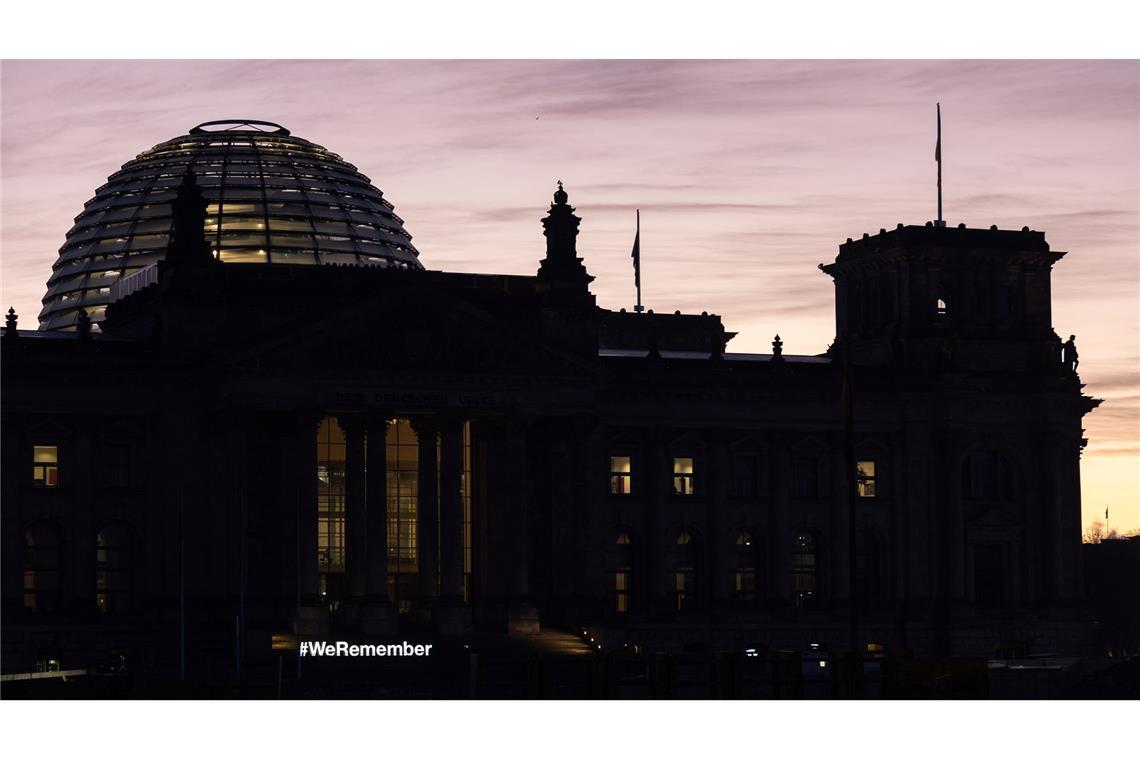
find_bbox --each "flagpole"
[632,209,643,313]
[936,103,943,227]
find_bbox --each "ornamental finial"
[553,180,568,205]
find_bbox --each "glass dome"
[40,119,423,330]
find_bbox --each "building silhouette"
[0,120,1101,694]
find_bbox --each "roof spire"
[554,180,568,205]
[166,167,214,266]
[4,307,17,340]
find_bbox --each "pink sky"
[1,60,1137,534]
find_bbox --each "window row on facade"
[607,453,879,499]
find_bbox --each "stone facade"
[1,185,1100,683]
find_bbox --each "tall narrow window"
[672,531,697,612]
[316,417,346,604]
[96,526,131,613]
[936,297,949,317]
[733,453,758,498]
[856,530,882,610]
[24,524,60,613]
[792,531,818,610]
[672,457,694,495]
[100,444,131,487]
[609,455,632,495]
[610,531,633,614]
[794,457,819,500]
[963,452,1013,500]
[33,445,59,488]
[856,460,877,498]
[386,418,420,612]
[733,531,758,605]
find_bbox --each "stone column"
[829,430,851,612]
[337,415,367,606]
[573,418,605,620]
[945,433,967,606]
[644,429,667,615]
[69,420,96,613]
[504,416,539,634]
[411,417,439,604]
[360,414,396,635]
[435,415,470,634]
[769,432,792,614]
[1,420,26,616]
[707,434,731,611]
[293,411,325,638]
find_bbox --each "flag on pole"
[631,209,643,311]
[935,103,942,224]
[631,209,641,290]
[935,105,941,163]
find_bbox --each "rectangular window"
[614,570,630,613]
[672,457,694,495]
[856,460,877,498]
[100,444,130,487]
[794,456,818,499]
[735,568,756,601]
[33,445,59,487]
[609,455,632,495]
[674,569,695,611]
[734,454,758,497]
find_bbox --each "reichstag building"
[1,120,1099,691]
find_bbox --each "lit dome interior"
[40,119,422,330]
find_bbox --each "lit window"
[936,297,949,317]
[614,570,630,613]
[735,568,756,601]
[609,455,632,495]
[672,457,694,495]
[612,531,633,613]
[32,445,59,487]
[673,531,696,611]
[856,460,877,498]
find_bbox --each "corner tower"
[821,223,1067,374]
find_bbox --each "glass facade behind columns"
[316,416,471,611]
[40,119,423,331]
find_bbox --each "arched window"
[672,530,698,612]
[96,525,131,613]
[792,531,819,610]
[856,530,883,610]
[24,524,60,613]
[611,531,634,614]
[936,297,949,317]
[732,530,762,607]
[962,451,1013,500]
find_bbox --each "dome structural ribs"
[39,121,422,330]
